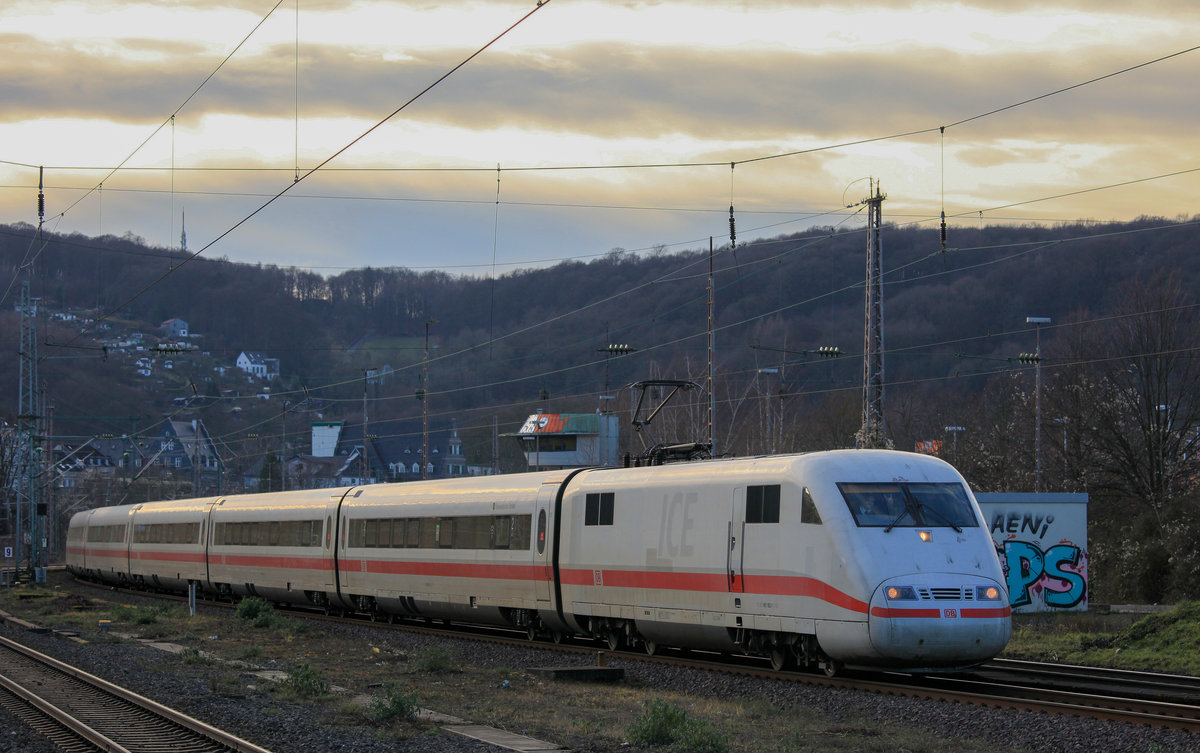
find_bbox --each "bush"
[280,663,330,697]
[180,646,211,665]
[235,597,274,626]
[410,645,457,673]
[367,683,420,724]
[626,700,728,753]
[112,603,174,625]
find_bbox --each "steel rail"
[0,634,276,753]
[76,578,1200,733]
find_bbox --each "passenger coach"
[67,449,1010,674]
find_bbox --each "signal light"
[817,346,841,358]
[1016,353,1041,364]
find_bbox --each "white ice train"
[66,449,1011,674]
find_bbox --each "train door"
[534,483,556,603]
[728,487,746,592]
[326,490,350,600]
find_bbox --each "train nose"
[867,576,1012,671]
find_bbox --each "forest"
[1,214,1199,603]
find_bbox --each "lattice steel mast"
[857,179,889,449]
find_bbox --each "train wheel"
[605,630,622,651]
[769,647,791,672]
[527,624,538,641]
[823,659,843,678]
[643,639,658,656]
[551,631,565,644]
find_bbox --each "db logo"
[943,608,959,619]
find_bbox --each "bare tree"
[1050,272,1200,599]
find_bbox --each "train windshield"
[837,482,978,529]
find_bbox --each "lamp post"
[944,425,965,463]
[1053,417,1069,489]
[1026,316,1051,492]
[758,368,780,454]
[422,318,437,480]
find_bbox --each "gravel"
[3,586,1199,753]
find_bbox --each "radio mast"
[857,179,888,449]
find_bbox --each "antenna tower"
[857,179,889,449]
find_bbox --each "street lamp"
[758,368,780,454]
[944,425,965,463]
[422,318,437,480]
[1026,316,1051,492]
[1053,417,1069,489]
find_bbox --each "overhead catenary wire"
[50,0,554,352]
[9,20,1200,460]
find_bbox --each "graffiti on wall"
[978,494,1088,613]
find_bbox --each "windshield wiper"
[884,505,912,533]
[911,496,963,532]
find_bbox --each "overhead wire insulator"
[728,204,736,249]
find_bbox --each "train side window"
[513,514,532,550]
[746,485,781,524]
[268,521,281,546]
[801,487,823,525]
[585,493,614,526]
[419,518,438,549]
[365,519,379,548]
[494,516,512,549]
[406,518,421,548]
[390,519,406,548]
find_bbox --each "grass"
[8,573,1196,753]
[1004,601,1200,674]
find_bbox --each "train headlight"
[918,530,932,542]
[975,586,1002,601]
[886,586,918,601]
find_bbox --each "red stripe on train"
[560,568,870,614]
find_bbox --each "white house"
[236,351,280,380]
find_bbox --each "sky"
[2,0,1198,275]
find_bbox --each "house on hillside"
[157,419,223,480]
[236,351,280,380]
[306,419,471,485]
[161,318,188,339]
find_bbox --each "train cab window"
[584,493,614,526]
[838,482,978,529]
[746,485,781,524]
[801,487,823,525]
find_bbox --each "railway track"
[0,633,274,753]
[299,604,1200,732]
[60,579,1200,735]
